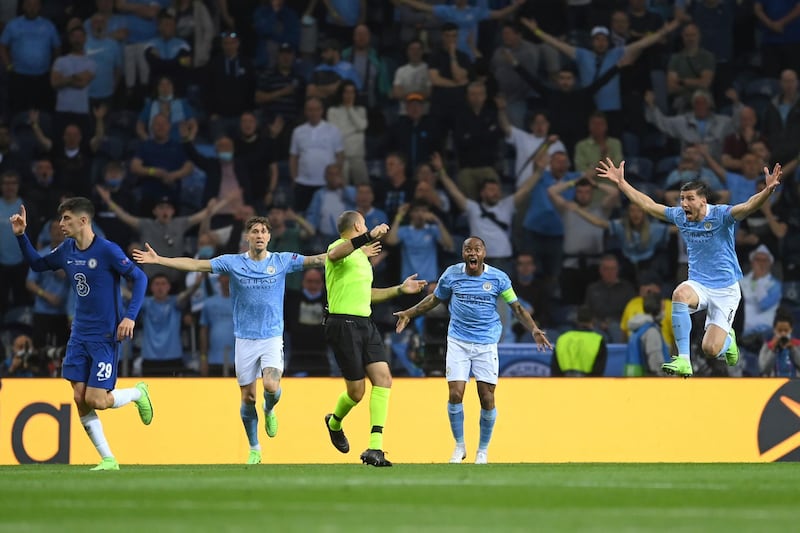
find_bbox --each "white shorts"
[235,336,284,386]
[684,280,741,331]
[445,336,499,385]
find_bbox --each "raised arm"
[327,224,389,262]
[385,203,408,246]
[520,18,577,60]
[490,0,524,20]
[547,177,576,214]
[132,242,213,272]
[394,0,435,14]
[432,152,468,211]
[596,158,669,221]
[94,185,141,229]
[10,206,55,272]
[572,204,611,229]
[625,18,680,56]
[730,163,783,221]
[303,253,327,268]
[28,110,53,152]
[512,150,548,207]
[89,105,107,153]
[430,212,454,252]
[372,274,428,303]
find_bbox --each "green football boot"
[247,450,262,465]
[134,382,153,425]
[662,356,693,377]
[725,329,739,367]
[90,457,120,471]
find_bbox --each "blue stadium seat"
[654,156,679,181]
[744,77,780,99]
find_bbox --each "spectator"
[661,144,730,206]
[198,272,234,376]
[173,0,214,71]
[510,252,554,332]
[391,39,431,115]
[354,182,390,277]
[306,164,355,246]
[620,270,674,348]
[736,177,784,264]
[342,24,391,110]
[129,112,194,212]
[26,220,71,348]
[139,273,200,376]
[285,268,330,376]
[321,0,366,45]
[116,0,172,96]
[384,93,442,175]
[490,21,542,129]
[289,96,344,212]
[136,76,198,142]
[758,312,800,377]
[24,156,66,240]
[83,0,129,42]
[453,81,503,200]
[0,0,61,114]
[583,254,637,342]
[754,0,800,77]
[205,31,256,141]
[0,123,25,177]
[144,8,192,92]
[326,80,368,185]
[375,152,416,222]
[667,23,716,112]
[397,0,524,62]
[740,245,782,340]
[0,334,36,378]
[412,162,450,218]
[185,229,222,313]
[306,38,362,102]
[547,176,619,305]
[551,306,607,377]
[385,201,454,287]
[217,0,259,59]
[427,23,473,132]
[266,204,316,289]
[28,107,106,198]
[233,112,278,211]
[93,161,138,250]
[253,0,300,69]
[94,190,222,286]
[51,26,96,134]
[688,0,736,98]
[0,171,28,317]
[644,89,734,161]
[85,12,124,107]
[573,112,623,173]
[499,56,620,161]
[523,17,679,136]
[721,102,766,172]
[625,292,669,376]
[762,69,800,166]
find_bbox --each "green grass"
[1,464,799,532]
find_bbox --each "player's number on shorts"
[97,362,113,380]
[74,272,90,297]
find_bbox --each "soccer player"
[10,199,151,471]
[595,158,783,377]
[133,216,335,464]
[323,211,427,467]
[394,236,551,464]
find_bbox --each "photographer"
[759,313,800,377]
[0,335,36,378]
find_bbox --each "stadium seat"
[744,77,780,99]
[654,155,679,182]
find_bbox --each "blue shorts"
[62,339,119,390]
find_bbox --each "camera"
[778,336,791,348]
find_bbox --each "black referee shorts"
[324,314,387,381]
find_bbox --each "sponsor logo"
[88,258,97,269]
[757,381,800,462]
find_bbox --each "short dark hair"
[575,178,594,188]
[680,180,709,198]
[643,293,661,317]
[774,309,794,327]
[576,305,594,324]
[58,197,95,218]
[337,210,362,235]
[479,178,500,192]
[245,215,271,232]
[502,21,522,33]
[463,236,486,248]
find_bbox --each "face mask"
[197,245,215,259]
[106,177,123,188]
[37,174,53,186]
[218,152,233,162]
[15,349,28,357]
[159,94,174,102]
[65,147,80,158]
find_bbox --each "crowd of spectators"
[2,0,800,379]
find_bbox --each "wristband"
[37,288,44,297]
[350,232,371,249]
[148,167,155,176]
[534,29,543,37]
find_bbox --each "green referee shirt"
[325,238,373,317]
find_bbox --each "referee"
[323,210,427,467]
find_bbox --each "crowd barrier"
[498,343,626,376]
[2,377,799,464]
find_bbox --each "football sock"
[447,402,465,445]
[672,301,692,361]
[478,408,497,452]
[327,391,358,431]
[111,387,141,408]
[80,410,113,459]
[240,402,260,449]
[263,387,281,413]
[368,386,391,450]
[715,334,732,359]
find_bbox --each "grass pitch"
[1,463,798,532]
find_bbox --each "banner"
[2,378,799,464]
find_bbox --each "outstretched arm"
[520,18,577,60]
[731,163,783,221]
[327,224,389,262]
[394,293,442,333]
[372,274,428,303]
[432,152,468,211]
[132,242,213,272]
[596,158,669,221]
[510,300,551,350]
[624,18,680,56]
[303,253,327,268]
[394,0,435,14]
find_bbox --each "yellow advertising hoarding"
[2,378,799,464]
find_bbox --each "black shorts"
[324,314,386,381]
